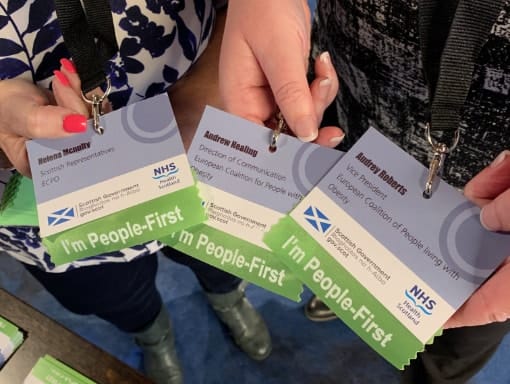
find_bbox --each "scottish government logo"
[47,207,75,226]
[304,206,331,233]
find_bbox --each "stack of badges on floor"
[0,171,38,227]
[0,315,24,368]
[24,355,96,384]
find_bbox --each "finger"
[480,188,510,232]
[310,52,339,118]
[261,42,317,141]
[463,150,510,231]
[253,0,315,141]
[444,258,510,328]
[220,0,313,137]
[314,126,345,148]
[59,58,112,114]
[42,88,57,105]
[8,102,87,138]
[59,58,82,95]
[220,36,278,126]
[464,150,510,206]
[0,80,86,139]
[31,105,87,137]
[52,70,89,116]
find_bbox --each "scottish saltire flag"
[47,207,75,226]
[304,206,331,233]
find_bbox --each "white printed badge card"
[0,315,23,368]
[161,107,343,300]
[24,355,96,384]
[26,94,206,265]
[264,127,510,368]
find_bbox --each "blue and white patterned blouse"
[0,0,216,272]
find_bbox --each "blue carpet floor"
[1,252,509,383]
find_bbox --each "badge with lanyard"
[54,0,118,133]
[419,0,505,198]
[0,0,115,217]
[24,0,206,265]
[265,0,508,370]
[162,108,343,301]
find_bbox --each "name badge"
[265,127,510,368]
[26,94,205,265]
[24,355,96,384]
[161,107,342,300]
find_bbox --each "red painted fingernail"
[63,114,87,133]
[53,70,70,87]
[60,58,77,73]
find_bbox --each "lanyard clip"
[269,112,288,152]
[422,124,460,199]
[82,78,111,135]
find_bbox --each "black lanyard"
[418,0,504,197]
[54,0,118,93]
[419,0,504,135]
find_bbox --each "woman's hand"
[220,0,343,146]
[445,151,510,328]
[0,59,108,177]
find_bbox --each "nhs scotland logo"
[47,207,75,226]
[153,162,179,180]
[304,206,331,233]
[404,285,436,316]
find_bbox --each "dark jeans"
[402,320,510,384]
[159,246,241,294]
[24,247,241,333]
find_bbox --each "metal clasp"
[82,78,111,135]
[423,124,460,199]
[269,112,287,152]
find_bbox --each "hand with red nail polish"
[60,58,77,73]
[63,114,88,133]
[55,58,112,117]
[0,78,88,177]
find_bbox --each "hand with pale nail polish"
[444,150,510,329]
[220,0,344,148]
[0,67,89,177]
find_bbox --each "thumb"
[263,53,317,141]
[257,25,317,141]
[25,104,88,138]
[0,103,87,177]
[7,96,87,138]
[480,189,510,232]
[464,150,510,232]
[444,258,510,328]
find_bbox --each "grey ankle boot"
[132,307,183,384]
[206,285,272,361]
